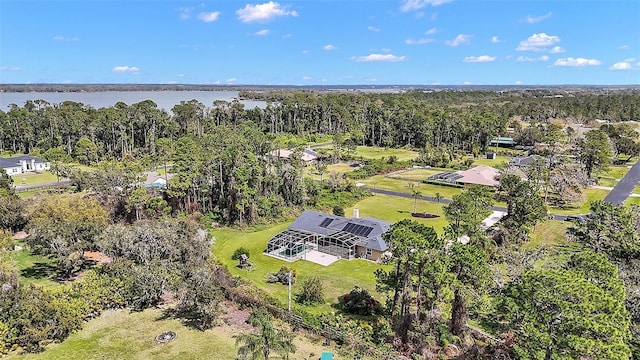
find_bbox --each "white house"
[0,156,51,175]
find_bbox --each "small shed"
[486,152,496,160]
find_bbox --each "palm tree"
[235,308,296,360]
[412,188,422,214]
[434,192,442,216]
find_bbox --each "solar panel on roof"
[342,223,373,237]
[319,218,334,228]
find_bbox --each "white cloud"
[197,11,220,22]
[463,55,496,63]
[0,66,21,71]
[425,27,439,35]
[463,81,472,85]
[368,26,380,32]
[524,11,552,24]
[283,33,292,39]
[400,0,453,12]
[517,55,549,62]
[618,44,630,50]
[554,57,601,67]
[352,53,407,62]
[549,46,565,53]
[301,50,309,54]
[445,34,472,47]
[112,66,140,73]
[236,2,298,23]
[302,76,312,80]
[178,6,195,20]
[515,80,522,85]
[226,78,237,83]
[255,29,270,36]
[516,33,560,51]
[53,36,79,42]
[491,36,501,43]
[405,38,435,45]
[610,59,639,70]
[323,44,336,50]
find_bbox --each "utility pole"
[288,270,292,312]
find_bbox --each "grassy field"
[523,220,570,250]
[12,307,342,360]
[313,145,419,162]
[471,155,510,167]
[359,175,464,199]
[354,146,419,162]
[387,168,447,181]
[345,194,448,233]
[548,188,609,215]
[11,171,59,186]
[597,166,630,187]
[304,162,355,181]
[13,243,61,288]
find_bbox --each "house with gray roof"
[265,210,390,263]
[0,156,51,175]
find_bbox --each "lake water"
[0,90,267,111]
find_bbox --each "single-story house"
[489,137,516,147]
[0,156,51,175]
[270,147,318,164]
[265,210,390,263]
[455,165,500,187]
[142,171,175,189]
[509,155,537,167]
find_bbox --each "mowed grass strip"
[12,308,338,360]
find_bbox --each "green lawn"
[626,196,640,206]
[597,165,630,187]
[359,175,463,199]
[388,168,447,181]
[305,162,355,181]
[353,146,419,162]
[345,194,448,234]
[471,155,510,167]
[11,308,341,360]
[11,171,60,186]
[523,220,570,250]
[549,188,609,215]
[13,243,61,288]
[211,222,384,315]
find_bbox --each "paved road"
[604,159,640,205]
[14,180,72,191]
[364,187,574,221]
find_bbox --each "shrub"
[231,247,251,260]
[337,286,382,316]
[266,266,297,285]
[295,276,324,305]
[332,206,345,217]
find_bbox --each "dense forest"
[1,89,640,358]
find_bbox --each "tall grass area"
[11,308,338,360]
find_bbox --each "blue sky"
[1,0,639,85]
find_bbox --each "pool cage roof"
[265,210,390,262]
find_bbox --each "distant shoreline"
[2,83,638,93]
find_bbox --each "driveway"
[604,159,640,205]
